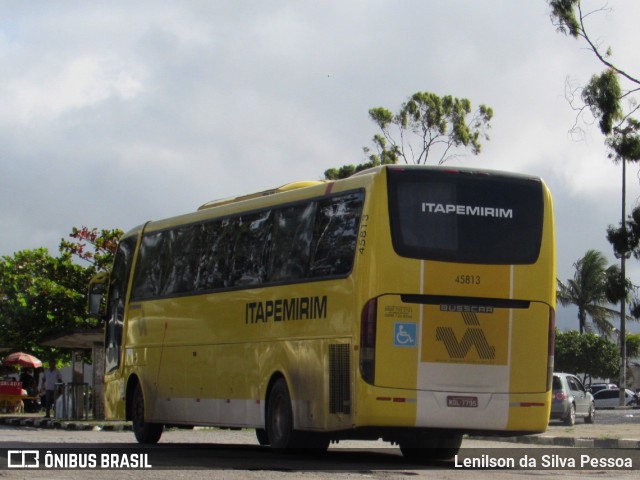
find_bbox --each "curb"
[469,434,640,449]
[0,416,132,432]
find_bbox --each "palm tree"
[557,250,619,335]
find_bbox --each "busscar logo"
[435,307,496,360]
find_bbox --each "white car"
[592,388,638,408]
[588,383,617,394]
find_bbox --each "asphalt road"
[569,407,638,425]
[1,420,639,480]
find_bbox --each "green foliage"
[607,118,640,163]
[0,248,96,358]
[608,206,640,262]
[556,250,621,335]
[324,91,493,180]
[324,134,399,180]
[554,329,620,381]
[59,226,123,273]
[549,0,581,38]
[368,91,493,165]
[582,69,623,136]
[604,263,631,305]
[548,0,640,141]
[324,165,357,180]
[0,226,122,357]
[626,333,640,360]
[607,205,640,320]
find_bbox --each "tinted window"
[105,236,136,373]
[131,190,364,300]
[310,193,363,277]
[387,168,544,264]
[231,210,273,286]
[595,390,618,400]
[163,225,201,295]
[196,218,236,290]
[571,376,585,392]
[131,230,164,299]
[269,203,315,281]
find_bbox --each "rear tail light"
[554,392,568,401]
[360,298,377,385]
[547,307,555,391]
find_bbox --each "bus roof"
[133,165,544,236]
[197,180,328,210]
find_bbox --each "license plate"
[447,396,478,408]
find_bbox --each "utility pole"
[619,157,627,406]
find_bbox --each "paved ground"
[475,408,640,448]
[1,408,638,448]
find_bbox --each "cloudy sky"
[1,1,639,331]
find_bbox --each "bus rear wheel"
[399,432,462,462]
[265,378,330,452]
[132,382,163,444]
[255,428,269,446]
[266,378,295,450]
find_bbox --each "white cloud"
[7,55,144,123]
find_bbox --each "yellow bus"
[89,165,555,459]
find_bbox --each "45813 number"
[455,274,481,285]
[358,215,369,254]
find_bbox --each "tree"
[626,333,640,360]
[554,330,620,384]
[0,248,95,357]
[556,250,620,335]
[549,0,640,403]
[549,0,640,142]
[607,207,640,319]
[59,226,123,273]
[0,227,122,357]
[368,92,494,165]
[324,91,493,180]
[626,333,640,388]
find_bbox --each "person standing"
[19,368,34,392]
[41,359,62,418]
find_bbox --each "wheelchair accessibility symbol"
[394,322,417,347]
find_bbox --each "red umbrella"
[1,352,43,368]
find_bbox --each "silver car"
[550,373,595,425]
[593,388,639,408]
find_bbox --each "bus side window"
[310,192,363,277]
[232,210,273,286]
[195,220,231,291]
[105,236,136,373]
[269,202,315,282]
[131,231,165,299]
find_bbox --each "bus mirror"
[88,273,109,319]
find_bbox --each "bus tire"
[266,378,295,450]
[434,433,463,460]
[255,428,269,446]
[298,432,330,452]
[132,382,163,444]
[399,432,462,462]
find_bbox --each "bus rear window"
[387,168,544,264]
